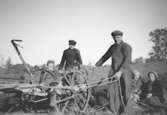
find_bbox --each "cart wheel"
[51,92,77,115]
[50,68,90,115]
[62,68,89,86]
[72,88,92,115]
[66,69,90,115]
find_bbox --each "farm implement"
[0,39,120,115]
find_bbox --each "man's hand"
[95,62,100,67]
[147,93,152,98]
[95,59,103,67]
[130,93,140,102]
[114,71,122,79]
[58,70,64,74]
[57,82,63,88]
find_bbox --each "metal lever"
[11,39,33,84]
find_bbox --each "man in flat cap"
[59,40,82,71]
[95,30,133,115]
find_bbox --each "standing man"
[59,40,83,71]
[95,30,133,115]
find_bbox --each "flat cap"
[69,40,76,45]
[46,60,55,66]
[111,30,123,37]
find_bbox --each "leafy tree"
[134,57,145,64]
[149,28,167,61]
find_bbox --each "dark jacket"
[140,79,164,102]
[59,48,82,70]
[96,41,132,73]
[148,79,163,100]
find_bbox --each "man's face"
[113,35,123,44]
[47,63,54,71]
[69,45,75,49]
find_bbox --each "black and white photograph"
[0,0,167,115]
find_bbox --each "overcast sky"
[0,0,167,65]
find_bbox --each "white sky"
[0,0,167,65]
